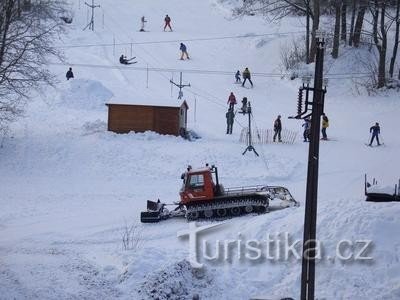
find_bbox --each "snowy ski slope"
[0,0,399,299]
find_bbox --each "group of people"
[234,68,253,88]
[139,14,173,32]
[301,114,330,142]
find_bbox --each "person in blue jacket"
[369,122,381,146]
[180,43,190,60]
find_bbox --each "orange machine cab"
[179,167,216,204]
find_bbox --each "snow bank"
[59,79,113,111]
[137,260,220,300]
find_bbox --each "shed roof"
[106,95,188,109]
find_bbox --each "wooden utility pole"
[83,0,100,31]
[300,36,326,300]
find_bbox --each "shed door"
[179,108,187,129]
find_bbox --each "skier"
[242,67,253,88]
[369,122,381,146]
[66,67,74,80]
[179,43,190,60]
[164,14,172,31]
[226,108,235,134]
[273,115,282,142]
[235,70,241,83]
[302,117,311,142]
[227,92,237,110]
[241,97,248,113]
[140,16,147,32]
[119,54,136,65]
[321,113,329,140]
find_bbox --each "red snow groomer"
[140,164,299,223]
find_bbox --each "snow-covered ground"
[1,0,400,299]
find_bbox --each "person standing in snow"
[226,108,235,134]
[179,43,190,60]
[164,14,172,31]
[242,67,253,88]
[273,115,282,142]
[227,92,237,110]
[369,122,381,146]
[302,117,311,142]
[66,67,74,80]
[321,113,329,140]
[140,16,147,31]
[240,97,248,113]
[235,70,241,83]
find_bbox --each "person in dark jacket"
[240,97,248,113]
[140,16,147,31]
[273,115,282,142]
[164,14,172,31]
[369,122,381,146]
[242,67,253,88]
[235,70,241,83]
[66,67,74,80]
[226,108,235,134]
[119,54,136,65]
[179,43,189,60]
[227,92,237,110]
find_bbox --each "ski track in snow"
[0,0,400,299]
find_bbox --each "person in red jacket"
[164,14,172,31]
[227,92,237,110]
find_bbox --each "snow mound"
[82,119,107,135]
[59,79,113,111]
[137,260,218,300]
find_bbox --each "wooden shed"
[105,101,189,136]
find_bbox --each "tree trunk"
[349,0,357,46]
[389,0,400,78]
[309,0,320,63]
[377,2,387,88]
[341,0,347,42]
[306,0,311,64]
[332,0,341,58]
[353,0,366,47]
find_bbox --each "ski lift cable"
[55,31,306,49]
[50,61,373,79]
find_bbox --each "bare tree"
[341,0,347,41]
[0,0,66,131]
[234,0,316,63]
[389,0,400,78]
[332,0,342,58]
[353,0,367,47]
[349,0,357,45]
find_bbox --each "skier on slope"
[119,54,136,65]
[321,113,329,140]
[179,43,190,60]
[226,108,235,134]
[242,67,253,88]
[164,14,172,31]
[66,67,74,80]
[273,115,282,142]
[227,92,237,110]
[240,97,248,113]
[140,16,147,32]
[369,122,381,146]
[235,70,241,83]
[302,117,311,142]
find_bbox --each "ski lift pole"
[300,34,327,300]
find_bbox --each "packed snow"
[1,0,400,299]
